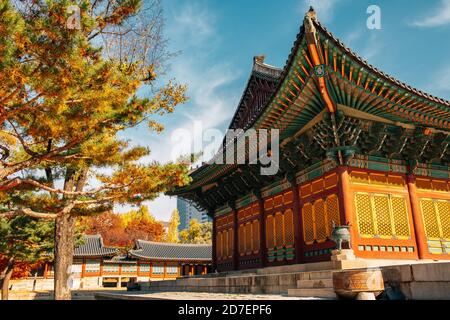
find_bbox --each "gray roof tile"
[74,235,118,257]
[129,240,212,261]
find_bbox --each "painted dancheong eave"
[169,8,450,271]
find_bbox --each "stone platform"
[136,260,450,300]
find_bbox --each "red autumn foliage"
[81,210,165,248]
[0,255,44,279]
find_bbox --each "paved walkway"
[95,291,324,300]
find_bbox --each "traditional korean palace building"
[169,8,450,273]
[38,235,212,288]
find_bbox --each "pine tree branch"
[0,208,57,220]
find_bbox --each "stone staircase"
[287,270,336,299]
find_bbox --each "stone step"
[297,278,333,289]
[287,288,336,299]
[254,261,332,275]
[298,270,334,281]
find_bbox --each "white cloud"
[424,64,450,99]
[116,1,241,219]
[300,0,342,23]
[412,0,450,27]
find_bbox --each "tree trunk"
[1,258,14,300]
[54,213,75,300]
[53,167,87,300]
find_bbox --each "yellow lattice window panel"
[266,215,275,249]
[217,232,223,260]
[302,203,314,244]
[355,193,376,237]
[275,212,284,247]
[373,195,393,238]
[437,201,450,239]
[284,209,294,247]
[356,193,411,239]
[391,196,410,239]
[252,220,260,253]
[245,223,252,254]
[326,195,340,236]
[420,199,441,239]
[421,199,450,240]
[314,199,327,242]
[238,224,245,255]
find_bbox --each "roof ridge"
[136,239,211,247]
[313,19,450,107]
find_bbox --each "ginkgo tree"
[0,0,191,300]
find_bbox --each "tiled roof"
[128,240,212,262]
[74,235,118,257]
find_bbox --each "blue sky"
[117,0,450,221]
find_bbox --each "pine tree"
[0,216,54,300]
[0,1,190,299]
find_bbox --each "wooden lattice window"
[302,203,314,244]
[326,195,340,236]
[217,231,223,260]
[245,223,252,254]
[373,195,393,237]
[391,196,410,238]
[252,220,260,253]
[275,212,284,248]
[223,229,228,258]
[238,224,245,255]
[437,201,450,239]
[266,215,275,249]
[314,199,327,242]
[356,192,411,239]
[420,199,450,240]
[228,228,234,258]
[284,209,294,247]
[355,193,376,237]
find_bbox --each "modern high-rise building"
[177,197,211,231]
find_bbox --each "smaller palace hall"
[36,235,212,288]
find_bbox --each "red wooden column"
[211,210,217,272]
[230,202,239,271]
[406,174,427,259]
[255,190,267,267]
[81,258,86,278]
[337,166,357,249]
[288,175,304,263]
